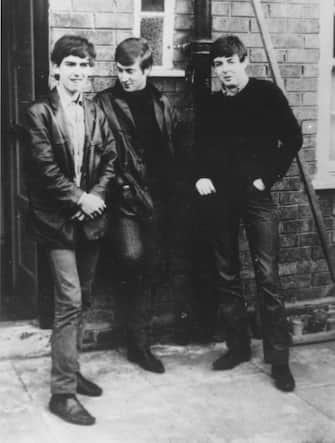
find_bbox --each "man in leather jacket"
[95,38,179,374]
[194,35,302,392]
[23,35,117,425]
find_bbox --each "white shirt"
[57,86,85,186]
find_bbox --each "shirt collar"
[57,85,83,107]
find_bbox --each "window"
[134,0,183,76]
[315,0,335,188]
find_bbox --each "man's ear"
[52,63,60,80]
[143,66,152,77]
[243,56,249,69]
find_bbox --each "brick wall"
[47,0,335,340]
[212,0,335,304]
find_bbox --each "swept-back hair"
[115,37,153,71]
[210,35,247,63]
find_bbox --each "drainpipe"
[190,0,212,104]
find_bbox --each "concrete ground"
[1,334,335,443]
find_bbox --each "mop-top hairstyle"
[210,35,248,64]
[115,37,153,71]
[51,35,96,67]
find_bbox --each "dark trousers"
[114,212,167,348]
[47,241,100,394]
[207,186,290,364]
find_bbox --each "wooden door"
[2,0,49,319]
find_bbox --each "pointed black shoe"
[212,348,251,371]
[271,364,295,392]
[128,347,165,373]
[49,394,96,426]
[76,372,103,397]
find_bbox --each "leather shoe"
[49,394,95,426]
[128,347,165,373]
[271,364,295,392]
[212,348,251,370]
[76,372,102,397]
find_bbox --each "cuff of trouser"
[263,347,290,365]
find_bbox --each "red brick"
[92,77,114,93]
[95,13,133,29]
[279,64,302,78]
[302,64,319,77]
[302,120,317,134]
[249,48,286,63]
[49,0,72,10]
[304,35,319,49]
[281,274,312,289]
[52,29,116,45]
[213,17,250,33]
[72,0,132,12]
[251,18,287,33]
[279,205,300,220]
[287,4,319,19]
[248,64,267,77]
[94,61,114,76]
[294,106,318,121]
[287,49,319,63]
[95,45,115,61]
[279,191,306,205]
[272,34,304,49]
[212,2,230,16]
[285,78,317,92]
[312,273,332,286]
[287,93,302,106]
[280,233,299,248]
[51,12,93,28]
[267,4,287,18]
[116,30,133,44]
[231,2,253,16]
[287,19,319,34]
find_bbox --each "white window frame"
[314,0,335,189]
[133,0,184,77]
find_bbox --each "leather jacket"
[95,81,178,219]
[23,88,117,247]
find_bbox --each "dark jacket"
[195,78,303,192]
[23,88,117,247]
[95,81,178,219]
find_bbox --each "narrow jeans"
[211,186,290,364]
[47,242,100,394]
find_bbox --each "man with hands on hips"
[195,35,302,392]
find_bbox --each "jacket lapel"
[49,88,76,174]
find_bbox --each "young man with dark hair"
[23,35,117,425]
[195,35,303,392]
[95,37,179,374]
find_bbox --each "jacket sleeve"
[262,83,303,188]
[89,107,118,200]
[24,104,84,207]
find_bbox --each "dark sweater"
[122,87,169,188]
[195,78,303,191]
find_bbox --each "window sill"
[149,67,185,78]
[312,173,335,190]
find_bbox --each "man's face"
[116,58,150,92]
[213,54,248,89]
[54,55,91,96]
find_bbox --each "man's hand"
[70,210,86,221]
[78,193,106,219]
[195,178,216,196]
[252,178,266,191]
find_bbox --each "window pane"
[142,0,164,12]
[141,17,163,65]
